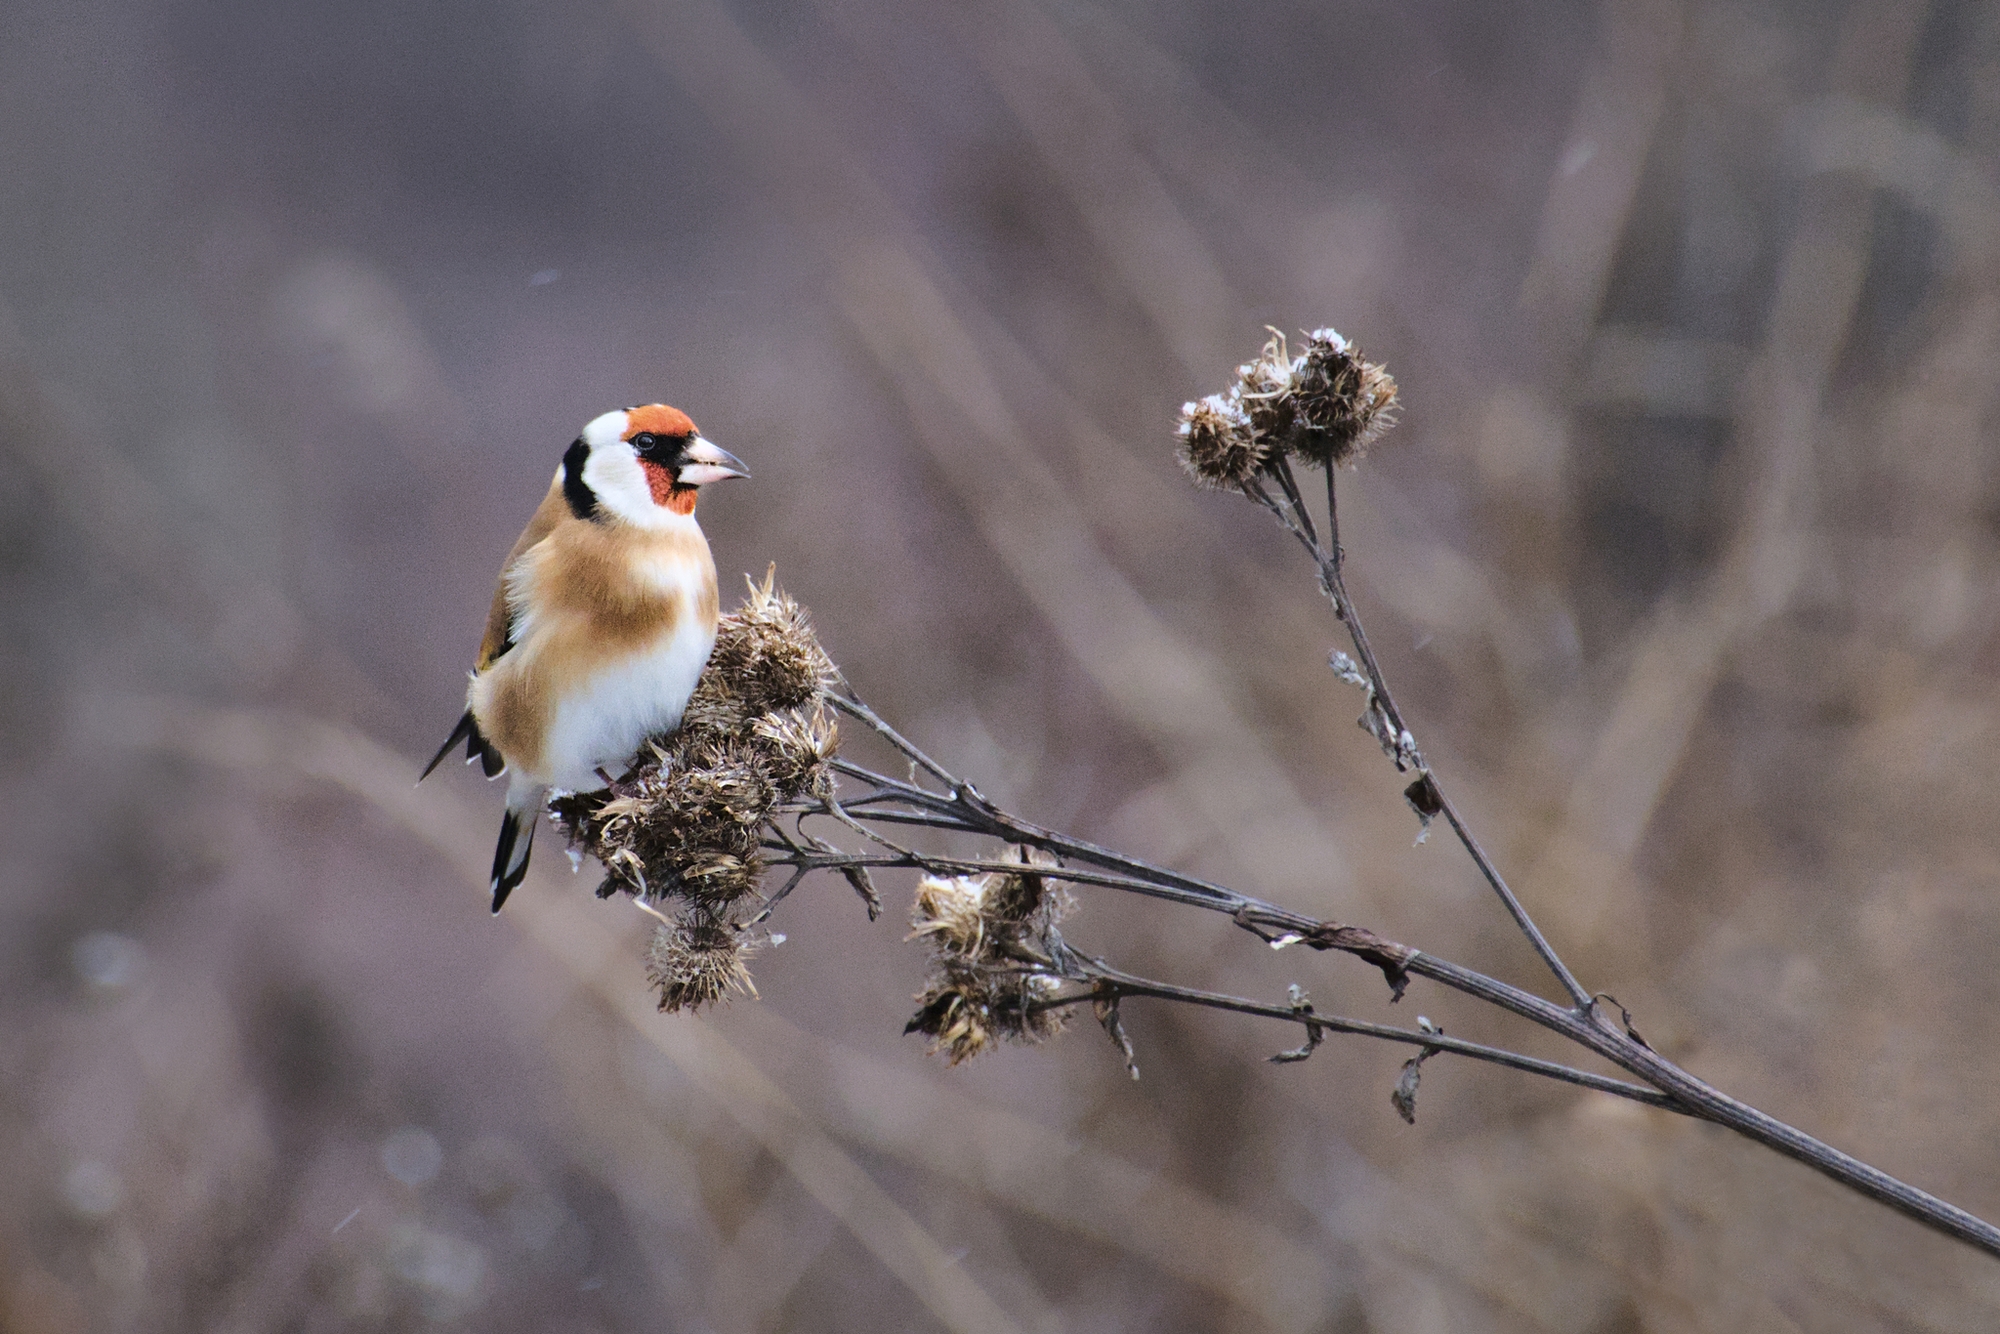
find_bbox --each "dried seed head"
[645,915,758,1013]
[1173,326,1401,491]
[984,854,1060,925]
[1290,328,1398,467]
[676,849,765,904]
[910,874,996,956]
[602,743,772,903]
[749,704,837,800]
[1176,392,1263,490]
[908,855,1066,958]
[1234,329,1300,449]
[703,567,837,718]
[907,962,997,1064]
[906,962,1068,1065]
[905,851,1072,1064]
[676,677,753,741]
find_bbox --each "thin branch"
[763,846,1290,917]
[830,689,958,789]
[1257,466,1594,1013]
[1267,452,1319,549]
[1391,945,2000,1253]
[745,863,812,925]
[800,713,2000,1256]
[1054,964,1680,1110]
[1322,463,1342,561]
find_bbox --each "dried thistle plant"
[1175,392,1262,489]
[552,566,839,1013]
[1176,326,1398,489]
[905,855,1073,1064]
[544,331,1999,1259]
[1290,328,1399,467]
[645,911,759,1013]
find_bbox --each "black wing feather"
[420,710,504,781]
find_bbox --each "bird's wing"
[477,479,568,671]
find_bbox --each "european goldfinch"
[421,404,749,911]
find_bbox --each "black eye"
[630,432,689,464]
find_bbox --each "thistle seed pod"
[905,854,1072,1064]
[1289,328,1398,467]
[703,567,837,717]
[1176,392,1263,489]
[645,915,758,1013]
[911,874,995,957]
[1174,325,1401,487]
[1234,330,1300,450]
[905,961,1067,1066]
[551,567,842,996]
[750,705,837,800]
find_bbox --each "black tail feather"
[490,807,536,912]
[421,710,504,781]
[475,728,504,777]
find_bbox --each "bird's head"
[563,403,750,525]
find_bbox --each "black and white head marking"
[561,437,597,520]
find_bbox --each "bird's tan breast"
[476,518,718,778]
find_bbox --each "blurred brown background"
[5,0,2000,1328]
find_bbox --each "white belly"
[541,617,715,789]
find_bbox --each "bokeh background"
[6,0,2000,1328]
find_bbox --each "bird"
[420,403,749,911]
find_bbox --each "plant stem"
[813,502,2000,1254]
[811,700,2000,1256]
[1059,963,1680,1109]
[1248,465,1595,1012]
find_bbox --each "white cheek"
[581,447,665,526]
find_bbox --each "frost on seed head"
[1290,328,1398,467]
[1174,325,1401,487]
[904,854,1074,1065]
[1176,393,1263,489]
[1235,329,1302,451]
[552,565,838,1013]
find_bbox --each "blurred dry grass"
[5,0,2000,1328]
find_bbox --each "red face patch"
[642,459,699,514]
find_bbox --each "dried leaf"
[1391,1020,1445,1124]
[1269,984,1324,1064]
[1302,921,1414,1002]
[1329,650,1369,688]
[1391,1055,1425,1123]
[1095,994,1140,1080]
[1403,772,1444,845]
[841,864,881,920]
[1592,993,1651,1049]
